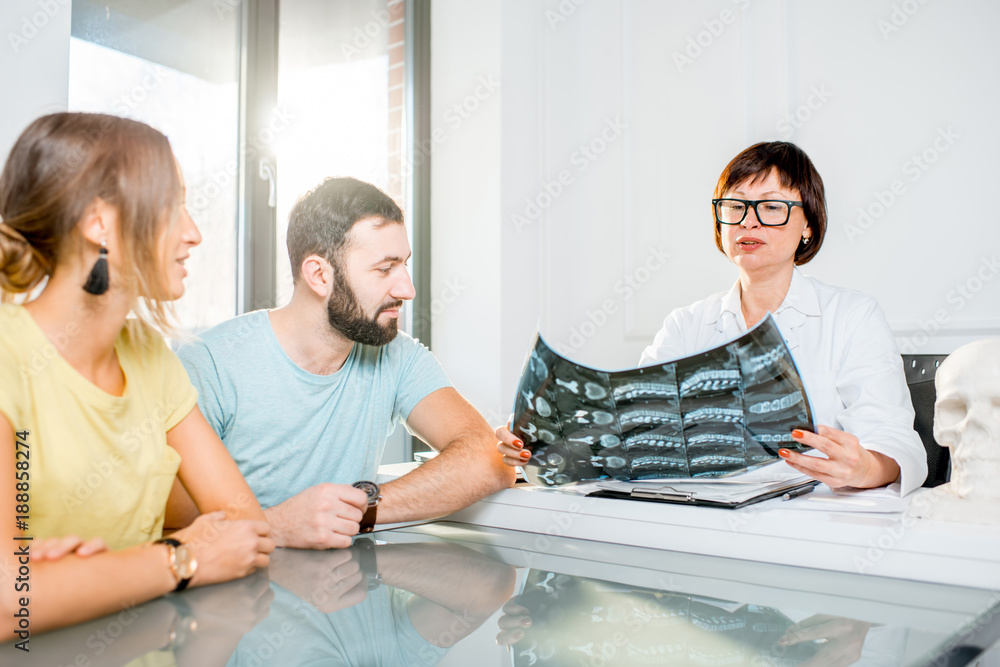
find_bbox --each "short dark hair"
[713,142,826,265]
[286,177,403,282]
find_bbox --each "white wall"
[430,0,1000,425]
[0,0,72,161]
[428,0,506,424]
[4,0,998,429]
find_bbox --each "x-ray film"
[511,314,814,487]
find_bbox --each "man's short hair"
[286,177,403,282]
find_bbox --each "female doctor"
[496,141,927,495]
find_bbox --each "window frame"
[238,0,432,332]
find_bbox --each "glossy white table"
[377,462,1000,591]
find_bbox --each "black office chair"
[901,354,950,488]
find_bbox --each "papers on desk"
[591,462,817,508]
[777,483,909,513]
[588,464,912,512]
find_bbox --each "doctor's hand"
[495,599,533,646]
[264,483,368,549]
[779,425,901,490]
[777,614,872,667]
[495,424,531,468]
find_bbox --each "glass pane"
[68,0,241,331]
[716,200,745,224]
[758,201,789,224]
[275,0,408,312]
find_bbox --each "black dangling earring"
[82,239,109,295]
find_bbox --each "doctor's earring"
[82,239,110,295]
[801,235,811,245]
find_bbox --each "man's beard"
[326,262,403,346]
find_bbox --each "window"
[68,0,241,331]
[274,0,409,308]
[66,0,430,462]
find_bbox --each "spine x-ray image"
[511,314,814,487]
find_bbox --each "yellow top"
[0,304,198,550]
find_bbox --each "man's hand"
[267,547,368,613]
[264,483,369,549]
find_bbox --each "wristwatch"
[352,536,382,590]
[156,538,197,592]
[352,480,381,534]
[161,596,198,650]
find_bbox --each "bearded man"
[177,177,514,548]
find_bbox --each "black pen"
[782,485,815,501]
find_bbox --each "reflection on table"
[14,538,515,667]
[14,568,274,667]
[497,569,885,667]
[10,522,998,666]
[227,540,515,666]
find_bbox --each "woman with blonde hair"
[0,113,273,637]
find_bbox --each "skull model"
[908,339,1000,524]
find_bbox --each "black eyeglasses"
[712,199,804,227]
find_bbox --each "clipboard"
[586,479,820,509]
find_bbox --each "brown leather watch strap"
[359,502,378,534]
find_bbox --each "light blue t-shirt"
[177,310,452,509]
[225,583,450,667]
